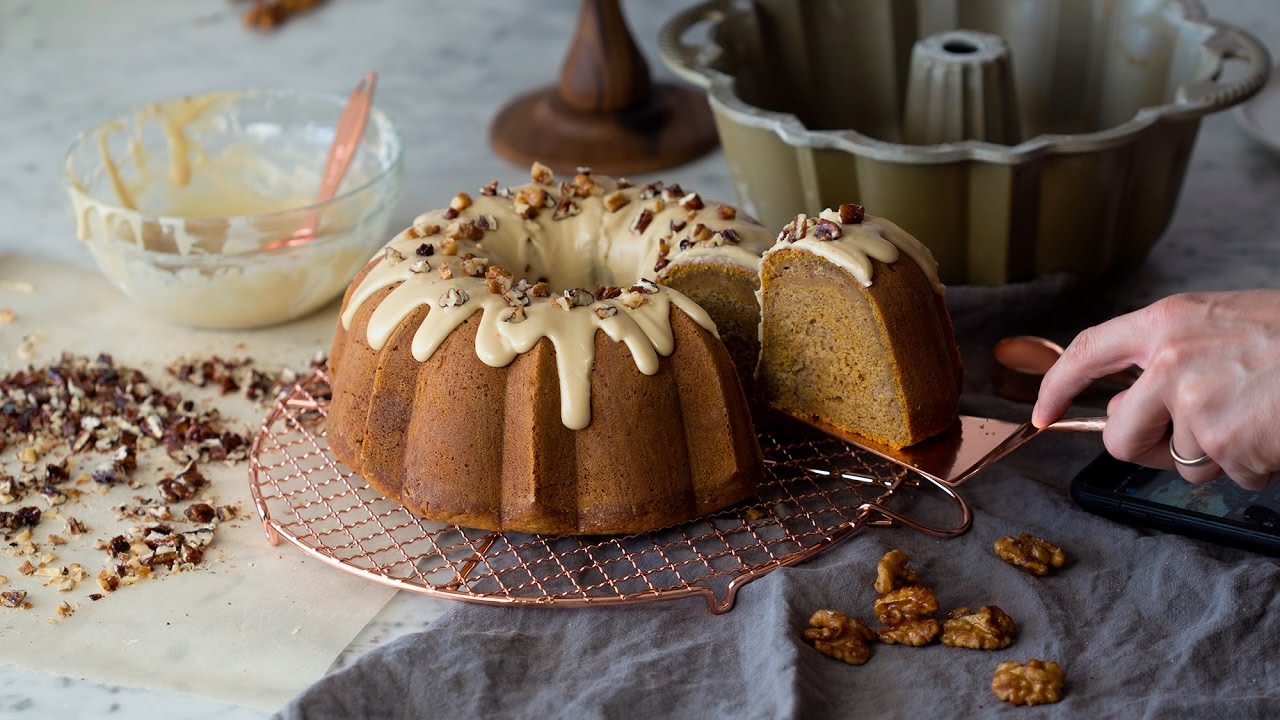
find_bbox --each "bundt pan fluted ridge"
[659,0,1271,284]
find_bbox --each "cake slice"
[756,204,963,448]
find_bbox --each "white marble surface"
[1,0,1278,717]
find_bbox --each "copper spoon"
[265,71,377,251]
[992,335,1142,404]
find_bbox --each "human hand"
[1032,290,1280,490]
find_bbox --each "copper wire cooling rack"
[248,372,971,613]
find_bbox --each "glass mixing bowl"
[63,89,403,328]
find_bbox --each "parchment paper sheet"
[0,255,397,711]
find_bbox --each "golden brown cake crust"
[327,262,762,535]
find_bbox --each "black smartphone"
[1070,452,1280,556]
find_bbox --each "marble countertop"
[1,0,1278,717]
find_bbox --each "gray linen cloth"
[278,278,1280,719]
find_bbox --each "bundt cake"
[327,163,772,535]
[756,204,964,449]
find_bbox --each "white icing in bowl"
[62,90,403,329]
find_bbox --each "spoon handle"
[291,72,377,243]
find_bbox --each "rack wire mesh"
[248,372,969,613]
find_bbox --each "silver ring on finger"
[1169,435,1212,467]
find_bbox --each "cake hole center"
[943,39,980,55]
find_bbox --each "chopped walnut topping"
[615,177,632,189]
[413,219,441,236]
[637,181,663,200]
[839,203,866,224]
[602,190,630,213]
[691,223,714,243]
[18,560,35,576]
[595,286,622,300]
[48,534,66,545]
[630,279,660,294]
[440,288,469,308]
[66,517,87,535]
[552,195,581,221]
[460,254,488,278]
[594,306,618,320]
[718,228,741,245]
[654,237,671,273]
[449,192,473,214]
[503,288,530,307]
[813,219,843,241]
[530,161,555,185]
[874,549,921,595]
[571,173,596,197]
[437,263,454,280]
[942,606,1017,650]
[630,208,654,234]
[994,534,1066,576]
[874,585,938,626]
[669,219,687,233]
[876,618,940,646]
[480,180,499,196]
[803,610,876,665]
[503,306,527,324]
[717,204,737,220]
[529,282,551,298]
[679,192,704,212]
[660,183,685,203]
[992,659,1065,706]
[515,187,548,219]
[383,247,405,264]
[54,600,75,618]
[416,243,435,256]
[439,237,459,256]
[404,225,421,240]
[485,265,514,294]
[474,214,498,232]
[409,259,431,274]
[0,506,41,531]
[1,590,30,609]
[778,214,813,243]
[555,288,595,310]
[446,221,484,243]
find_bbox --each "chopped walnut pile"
[941,605,1017,650]
[167,355,311,404]
[872,549,940,646]
[803,609,876,665]
[991,659,1065,706]
[994,534,1066,576]
[0,352,276,621]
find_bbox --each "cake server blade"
[777,411,1106,487]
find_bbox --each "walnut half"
[991,659,1065,706]
[941,606,1016,650]
[874,585,938,626]
[994,534,1066,576]
[874,549,921,594]
[876,618,939,646]
[803,609,876,666]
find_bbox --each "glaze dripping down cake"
[756,204,964,449]
[326,164,772,535]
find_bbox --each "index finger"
[1031,310,1155,427]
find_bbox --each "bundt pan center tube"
[658,0,1270,284]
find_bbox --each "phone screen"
[1115,470,1280,529]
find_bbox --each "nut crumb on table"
[0,352,306,621]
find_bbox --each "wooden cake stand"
[489,0,717,176]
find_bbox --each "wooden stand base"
[489,0,717,176]
[490,84,716,176]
